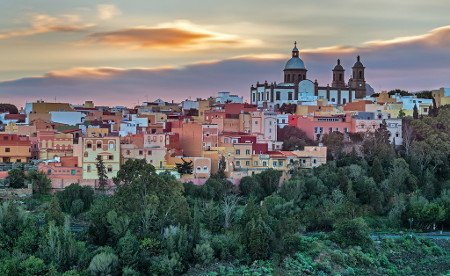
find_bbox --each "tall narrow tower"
[350,55,366,98]
[332,59,345,88]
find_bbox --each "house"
[0,134,31,163]
[74,136,121,180]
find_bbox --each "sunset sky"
[0,0,449,107]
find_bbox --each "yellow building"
[27,101,74,114]
[87,126,110,138]
[0,134,31,163]
[2,123,36,136]
[74,137,120,180]
[432,88,450,107]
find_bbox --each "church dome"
[333,59,344,71]
[285,57,306,70]
[284,41,306,70]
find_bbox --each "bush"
[333,218,372,247]
[194,242,215,265]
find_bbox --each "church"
[250,42,367,109]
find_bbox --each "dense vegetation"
[1,106,450,275]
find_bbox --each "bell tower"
[332,59,345,88]
[350,55,366,98]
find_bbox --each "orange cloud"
[85,20,260,50]
[0,14,93,40]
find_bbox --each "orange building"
[35,130,74,160]
[0,134,31,163]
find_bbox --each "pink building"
[38,156,83,189]
[289,114,353,141]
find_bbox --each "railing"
[0,163,37,172]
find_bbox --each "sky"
[0,0,449,107]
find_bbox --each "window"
[107,166,113,172]
[97,141,102,148]
[196,166,201,171]
[203,166,208,171]
[139,150,143,155]
[71,169,76,175]
[313,159,317,164]
[47,169,52,175]
[288,92,293,100]
[262,161,267,167]
[87,165,91,172]
[252,93,256,102]
[329,127,333,133]
[236,161,241,166]
[87,142,92,148]
[344,128,348,133]
[84,152,88,158]
[245,161,250,166]
[279,161,284,166]
[16,159,21,163]
[108,155,113,160]
[109,143,115,150]
[254,161,258,166]
[245,149,250,155]
[5,148,10,152]
[235,149,240,155]
[272,161,277,167]
[224,138,229,143]
[276,92,281,101]
[148,150,152,155]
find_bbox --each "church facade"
[250,43,367,109]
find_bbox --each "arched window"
[342,98,347,105]
[339,74,343,81]
[359,71,363,79]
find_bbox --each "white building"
[251,43,367,110]
[215,91,243,104]
[50,111,85,125]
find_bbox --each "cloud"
[0,14,93,40]
[85,20,260,50]
[97,4,122,20]
[1,26,450,106]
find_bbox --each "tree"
[88,251,119,276]
[217,155,227,179]
[47,196,65,226]
[239,176,262,198]
[244,216,274,260]
[193,242,214,265]
[96,155,108,191]
[413,104,419,119]
[222,194,239,229]
[398,109,406,118]
[257,169,282,197]
[19,256,47,275]
[0,103,19,114]
[322,131,345,160]
[370,157,385,183]
[175,158,193,175]
[113,159,155,186]
[117,231,139,268]
[28,169,52,195]
[6,167,26,188]
[57,184,94,215]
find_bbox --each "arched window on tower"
[359,71,363,79]
[287,75,291,83]
[339,74,343,81]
